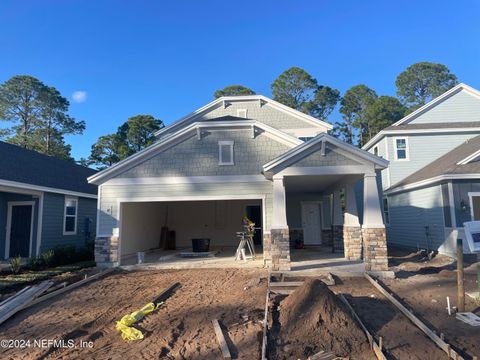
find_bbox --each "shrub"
[27,256,44,270]
[41,250,55,268]
[52,245,76,266]
[10,255,22,274]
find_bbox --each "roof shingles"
[0,141,97,195]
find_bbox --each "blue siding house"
[0,141,97,259]
[363,83,480,256]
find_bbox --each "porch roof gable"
[262,133,389,174]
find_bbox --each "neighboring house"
[0,141,98,260]
[363,83,480,256]
[89,95,389,272]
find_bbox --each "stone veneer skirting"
[332,225,344,252]
[322,229,333,246]
[270,228,291,271]
[362,227,388,271]
[95,236,119,267]
[343,226,362,260]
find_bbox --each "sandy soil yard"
[0,268,268,360]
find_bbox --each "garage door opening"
[119,199,263,265]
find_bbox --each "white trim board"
[88,120,302,185]
[0,179,97,199]
[457,149,480,165]
[5,201,35,259]
[363,126,480,151]
[103,175,269,186]
[154,94,333,138]
[386,173,480,195]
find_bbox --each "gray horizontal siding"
[118,129,291,178]
[386,132,480,186]
[40,193,97,252]
[387,185,445,250]
[411,90,480,124]
[98,181,274,236]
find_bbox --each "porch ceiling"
[284,174,362,193]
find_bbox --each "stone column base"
[344,226,362,260]
[270,228,291,271]
[332,225,344,252]
[322,229,333,246]
[362,227,388,271]
[95,236,119,267]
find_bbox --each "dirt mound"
[274,278,373,359]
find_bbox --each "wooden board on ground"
[269,281,304,287]
[365,273,465,360]
[339,294,387,360]
[212,319,231,359]
[307,350,337,360]
[0,281,53,325]
[22,268,116,310]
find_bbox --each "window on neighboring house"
[298,136,314,142]
[237,109,247,118]
[218,140,234,165]
[383,197,390,225]
[394,138,408,160]
[63,197,78,235]
[373,146,379,156]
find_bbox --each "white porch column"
[272,176,288,229]
[363,173,384,228]
[344,183,360,226]
[344,182,362,260]
[269,176,290,271]
[362,172,388,272]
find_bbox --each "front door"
[245,205,262,245]
[8,203,33,258]
[302,202,322,245]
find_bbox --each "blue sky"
[1,0,479,160]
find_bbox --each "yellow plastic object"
[115,302,163,341]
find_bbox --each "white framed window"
[237,109,248,118]
[63,196,78,235]
[394,137,409,161]
[218,140,234,165]
[383,197,390,225]
[373,146,379,156]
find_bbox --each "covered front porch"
[262,133,390,274]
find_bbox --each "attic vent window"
[237,109,248,118]
[218,140,234,165]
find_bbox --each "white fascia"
[457,149,480,165]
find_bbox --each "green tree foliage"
[0,75,84,160]
[339,85,377,146]
[305,86,341,120]
[213,85,256,98]
[271,67,340,121]
[396,62,458,110]
[89,115,164,168]
[364,96,407,143]
[271,67,318,111]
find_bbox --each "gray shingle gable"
[117,128,292,178]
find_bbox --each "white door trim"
[301,201,323,245]
[5,201,35,259]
